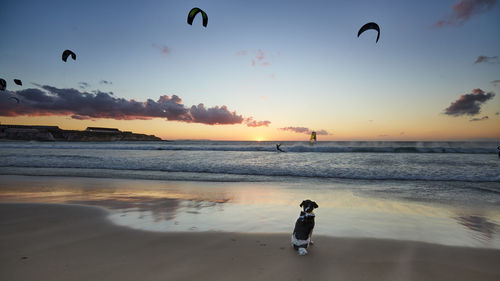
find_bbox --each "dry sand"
[1,203,499,281]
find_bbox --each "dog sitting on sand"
[292,199,318,255]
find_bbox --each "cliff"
[0,125,162,141]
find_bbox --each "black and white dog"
[292,199,318,255]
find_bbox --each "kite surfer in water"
[309,131,317,145]
[276,144,285,152]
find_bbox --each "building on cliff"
[85,127,121,133]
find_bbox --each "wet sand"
[1,175,499,248]
[1,203,499,281]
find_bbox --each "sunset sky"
[1,0,499,141]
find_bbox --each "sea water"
[0,140,498,182]
[0,141,499,248]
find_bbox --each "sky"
[1,0,499,141]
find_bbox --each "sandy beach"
[1,203,499,281]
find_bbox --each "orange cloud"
[0,85,269,126]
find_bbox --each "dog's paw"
[298,248,308,256]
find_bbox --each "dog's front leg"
[309,229,314,245]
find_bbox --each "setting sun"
[0,1,499,279]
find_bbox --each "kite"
[62,49,76,62]
[187,7,208,27]
[357,22,380,43]
[13,79,22,86]
[0,79,6,91]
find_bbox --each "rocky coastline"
[0,125,162,141]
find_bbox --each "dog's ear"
[313,202,318,208]
[300,200,305,207]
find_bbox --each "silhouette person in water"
[498,146,500,158]
[276,144,285,152]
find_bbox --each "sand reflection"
[0,176,234,222]
[455,215,497,244]
[1,175,500,248]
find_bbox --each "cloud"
[189,104,244,125]
[100,80,112,85]
[444,88,495,116]
[78,82,90,89]
[256,49,265,61]
[474,55,499,64]
[469,116,489,121]
[434,0,497,27]
[245,117,271,127]
[245,49,271,67]
[492,80,500,86]
[315,130,329,135]
[71,114,94,120]
[0,85,262,126]
[152,44,171,55]
[255,49,270,66]
[160,46,170,54]
[280,126,329,135]
[280,126,309,134]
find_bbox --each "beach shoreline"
[1,202,499,281]
[1,174,499,249]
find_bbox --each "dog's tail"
[292,234,310,255]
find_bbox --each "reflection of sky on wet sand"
[0,175,499,249]
[454,215,498,247]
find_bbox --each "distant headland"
[0,124,162,141]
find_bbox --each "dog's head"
[300,199,318,213]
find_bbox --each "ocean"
[1,140,499,248]
[0,140,499,182]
